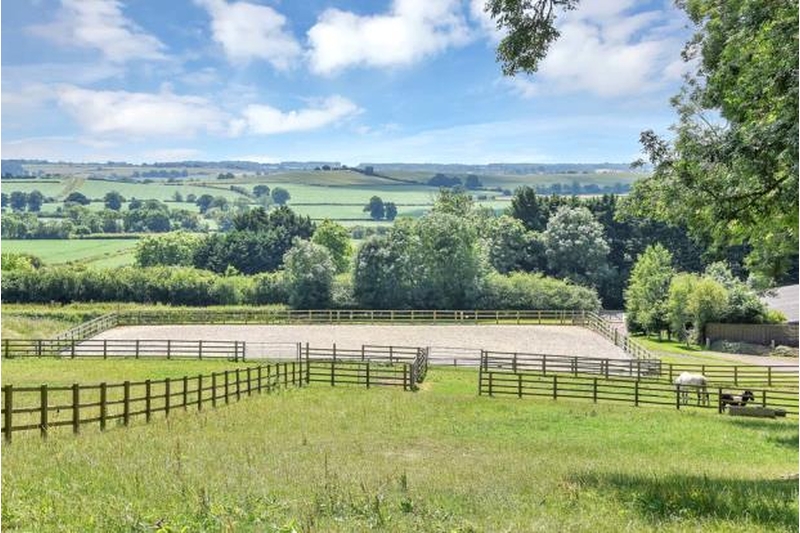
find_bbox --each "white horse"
[674,372,709,406]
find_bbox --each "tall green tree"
[624,244,675,335]
[271,187,291,206]
[543,205,609,287]
[487,0,798,282]
[26,190,44,212]
[364,196,385,220]
[283,239,336,308]
[627,0,798,281]
[104,191,124,211]
[312,219,353,273]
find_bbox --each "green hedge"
[2,266,600,310]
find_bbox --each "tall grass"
[2,368,797,532]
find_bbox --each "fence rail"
[1,344,430,442]
[478,371,798,415]
[3,339,245,360]
[1,362,303,442]
[481,350,798,388]
[54,313,119,341]
[113,308,589,326]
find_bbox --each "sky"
[1,0,693,165]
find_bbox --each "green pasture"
[1,364,796,532]
[0,180,67,198]
[2,358,258,387]
[1,239,138,266]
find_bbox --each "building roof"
[761,284,799,323]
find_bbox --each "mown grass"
[2,367,797,532]
[635,337,788,365]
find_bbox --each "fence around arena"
[477,370,798,415]
[43,308,656,361]
[3,339,245,360]
[481,350,798,388]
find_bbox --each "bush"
[478,272,600,310]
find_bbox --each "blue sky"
[1,0,692,165]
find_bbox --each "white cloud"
[492,2,689,98]
[55,85,233,138]
[52,85,360,139]
[195,0,302,69]
[28,0,166,63]
[242,96,361,135]
[307,0,473,75]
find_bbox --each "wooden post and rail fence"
[478,350,798,415]
[1,345,430,442]
[16,308,656,361]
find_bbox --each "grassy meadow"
[1,239,139,266]
[1,365,797,532]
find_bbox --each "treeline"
[625,245,783,343]
[1,262,598,310]
[1,200,202,238]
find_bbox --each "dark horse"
[720,390,756,409]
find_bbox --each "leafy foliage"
[627,0,798,281]
[312,219,353,273]
[283,240,336,308]
[624,244,675,335]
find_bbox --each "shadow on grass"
[724,418,799,449]
[574,472,798,529]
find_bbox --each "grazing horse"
[720,390,755,408]
[674,372,709,406]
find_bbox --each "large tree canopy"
[488,0,798,282]
[629,0,798,282]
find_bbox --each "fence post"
[389,346,394,365]
[123,381,131,426]
[477,351,483,396]
[3,385,11,443]
[247,368,252,396]
[330,361,335,387]
[366,361,371,389]
[675,385,681,411]
[197,375,203,411]
[634,380,639,407]
[3,339,9,359]
[488,372,493,396]
[542,355,547,376]
[512,352,517,373]
[593,378,597,403]
[734,366,738,387]
[552,375,557,401]
[267,365,272,392]
[165,378,171,418]
[257,366,263,393]
[167,340,171,360]
[225,371,230,404]
[100,383,107,431]
[145,380,152,423]
[199,340,204,360]
[768,367,772,388]
[135,340,140,359]
[518,374,522,399]
[37,386,48,437]
[103,339,108,360]
[177,376,186,410]
[236,369,241,401]
[211,373,217,408]
[717,387,723,414]
[71,339,76,359]
[604,359,609,380]
[761,390,767,408]
[72,383,80,435]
